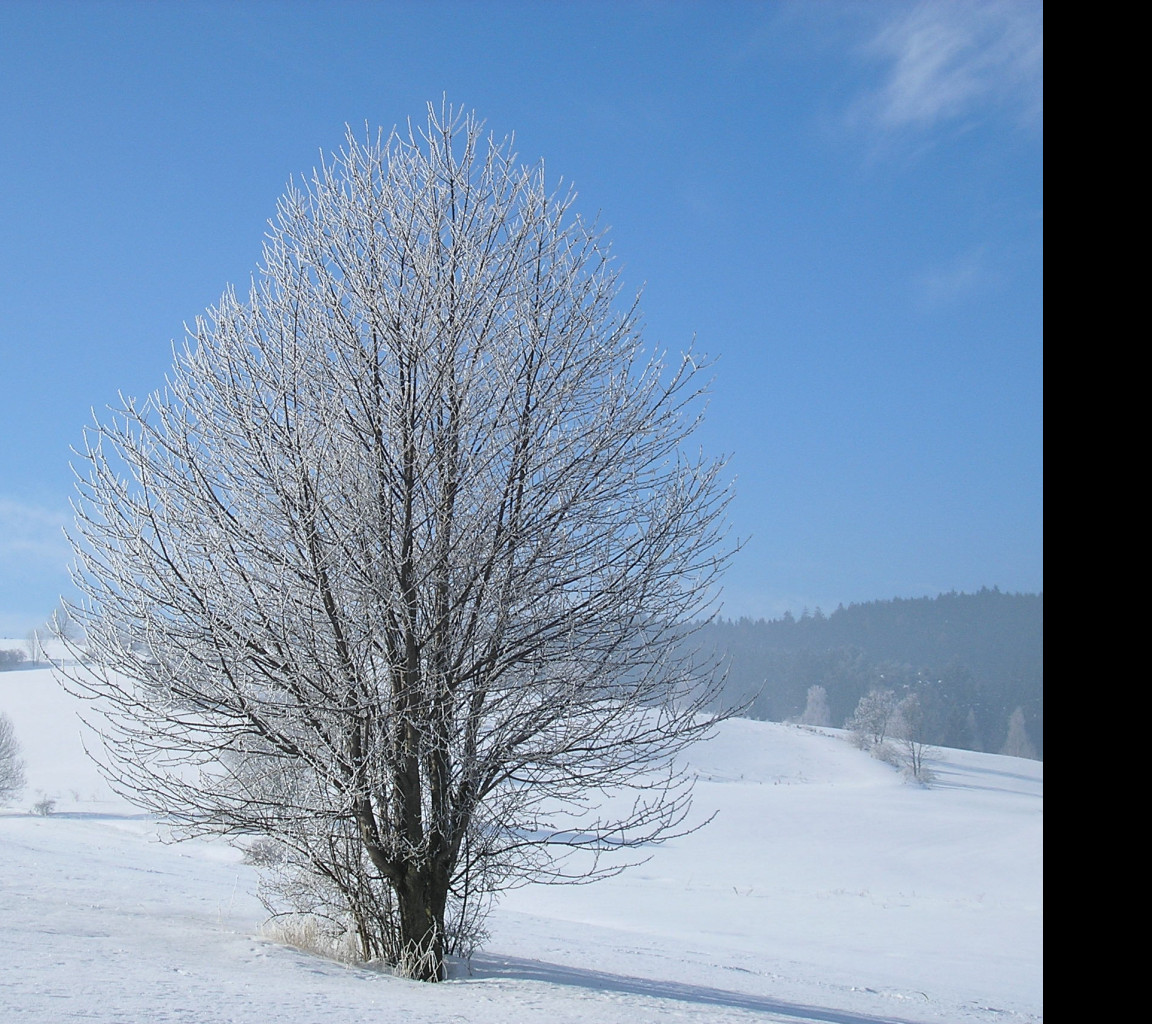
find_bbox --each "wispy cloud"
[915,247,999,310]
[0,498,71,564]
[856,0,1043,135]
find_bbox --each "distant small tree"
[24,630,44,666]
[50,602,84,643]
[1000,707,1037,759]
[45,602,85,653]
[846,688,898,748]
[894,692,935,784]
[798,684,831,726]
[0,712,27,804]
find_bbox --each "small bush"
[0,649,27,670]
[901,762,936,786]
[32,797,55,816]
[872,741,901,767]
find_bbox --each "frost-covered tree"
[1000,706,1037,759]
[58,105,732,981]
[0,712,26,804]
[846,688,898,748]
[798,684,831,726]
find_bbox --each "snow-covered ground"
[1,649,1042,1023]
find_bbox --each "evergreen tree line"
[699,588,1043,758]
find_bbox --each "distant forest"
[699,588,1043,758]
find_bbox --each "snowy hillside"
[1,651,1042,1023]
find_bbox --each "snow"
[1,649,1042,1023]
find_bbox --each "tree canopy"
[60,105,732,979]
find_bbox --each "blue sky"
[0,0,1042,635]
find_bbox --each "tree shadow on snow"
[12,810,155,822]
[464,953,925,1024]
[928,762,1042,798]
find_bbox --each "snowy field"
[1,650,1042,1023]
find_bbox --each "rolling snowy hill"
[1,649,1042,1023]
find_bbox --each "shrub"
[0,649,27,670]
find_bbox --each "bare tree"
[24,630,44,666]
[0,712,27,804]
[48,601,85,644]
[59,105,733,980]
[894,692,936,784]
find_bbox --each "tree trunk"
[396,867,450,981]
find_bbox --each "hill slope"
[1,657,1042,1024]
